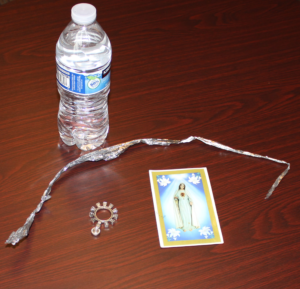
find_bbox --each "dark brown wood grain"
[0,0,299,288]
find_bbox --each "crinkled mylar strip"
[5,136,290,246]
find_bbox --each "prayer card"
[149,168,223,248]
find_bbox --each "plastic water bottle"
[56,3,112,151]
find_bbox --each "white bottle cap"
[71,3,97,25]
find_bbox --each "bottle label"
[56,62,111,94]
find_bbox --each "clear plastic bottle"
[56,3,112,151]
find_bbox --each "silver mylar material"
[5,136,290,246]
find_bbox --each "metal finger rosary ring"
[89,202,118,236]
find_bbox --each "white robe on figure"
[173,189,200,231]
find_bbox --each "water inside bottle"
[56,20,112,151]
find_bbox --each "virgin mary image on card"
[174,183,200,232]
[155,172,215,242]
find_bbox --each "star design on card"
[199,227,213,239]
[188,173,201,185]
[157,175,171,187]
[167,228,181,240]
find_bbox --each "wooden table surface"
[1,0,299,288]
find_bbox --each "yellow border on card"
[151,168,222,247]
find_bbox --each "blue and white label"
[56,62,111,94]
